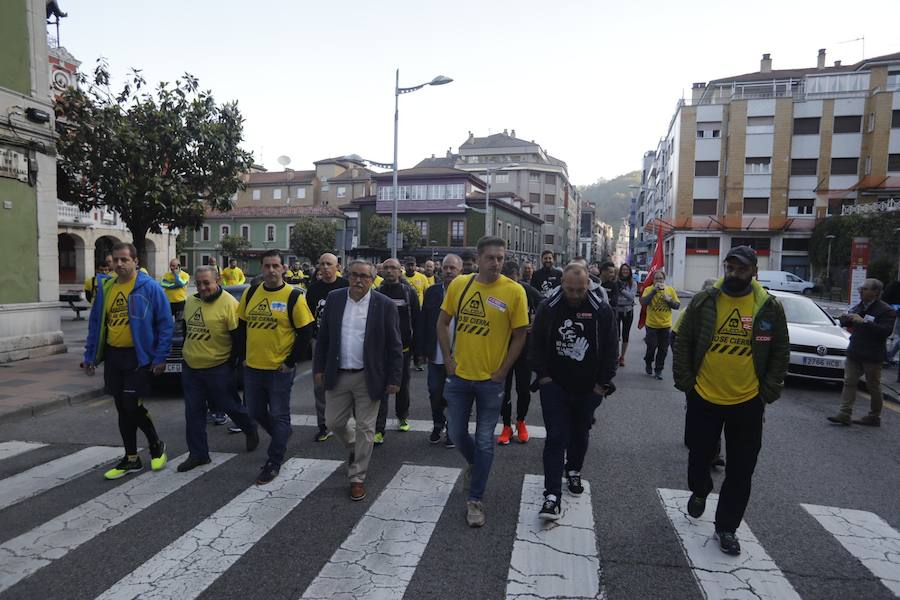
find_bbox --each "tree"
[219,234,250,260]
[366,215,422,250]
[810,212,900,286]
[290,219,338,262]
[55,61,254,262]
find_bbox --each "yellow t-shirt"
[404,271,428,306]
[643,285,679,329]
[183,292,240,369]
[695,292,759,405]
[440,274,529,381]
[239,284,314,370]
[221,266,246,286]
[105,276,136,348]
[425,275,436,287]
[372,275,384,289]
[161,271,190,303]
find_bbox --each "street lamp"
[390,70,453,258]
[482,163,519,238]
[825,234,836,285]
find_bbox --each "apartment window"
[831,157,858,175]
[782,238,810,251]
[893,110,900,128]
[731,237,770,253]
[793,117,820,135]
[529,193,541,205]
[696,121,722,138]
[833,115,862,134]
[828,198,853,216]
[685,237,720,254]
[888,154,900,172]
[743,197,769,214]
[745,157,772,175]
[287,225,294,241]
[493,173,509,184]
[266,225,276,242]
[788,199,814,216]
[201,254,211,266]
[692,199,717,215]
[295,187,306,199]
[201,225,210,241]
[515,226,520,250]
[791,159,818,176]
[337,186,347,198]
[529,172,542,183]
[449,220,465,247]
[506,224,512,247]
[252,189,261,201]
[414,220,428,244]
[241,225,250,240]
[545,194,556,205]
[273,188,283,200]
[545,214,555,223]
[544,234,555,245]
[220,225,230,238]
[545,173,556,185]
[695,161,719,177]
[747,116,774,134]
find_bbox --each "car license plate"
[802,356,842,369]
[164,362,182,374]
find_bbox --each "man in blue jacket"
[82,243,173,480]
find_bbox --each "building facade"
[640,49,900,291]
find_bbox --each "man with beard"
[530,250,563,297]
[403,257,429,306]
[460,250,477,275]
[674,246,789,556]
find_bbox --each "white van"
[757,270,814,295]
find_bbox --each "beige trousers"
[325,370,381,483]
[839,357,883,418]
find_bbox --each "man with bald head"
[305,252,349,442]
[423,260,438,286]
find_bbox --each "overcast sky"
[57,0,898,186]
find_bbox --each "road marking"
[96,458,341,600]
[290,413,547,439]
[802,503,900,595]
[657,488,802,600]
[0,445,122,510]
[300,464,460,600]
[0,452,233,594]
[0,441,46,462]
[506,474,602,599]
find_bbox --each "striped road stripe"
[0,445,121,511]
[802,503,900,596]
[290,414,548,439]
[0,452,233,594]
[657,488,802,600]
[0,441,46,462]
[300,464,460,600]
[506,474,602,599]
[96,458,342,600]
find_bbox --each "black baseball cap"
[724,245,758,266]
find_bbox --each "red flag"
[637,223,665,329]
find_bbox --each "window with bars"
[545,194,556,205]
[544,234,555,245]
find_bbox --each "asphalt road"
[1,317,899,599]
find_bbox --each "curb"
[0,386,107,425]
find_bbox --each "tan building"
[640,49,900,291]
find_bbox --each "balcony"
[57,201,92,225]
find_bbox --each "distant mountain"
[577,171,641,226]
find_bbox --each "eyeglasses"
[349,272,373,280]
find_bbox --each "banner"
[638,224,665,329]
[848,237,869,308]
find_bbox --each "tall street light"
[391,70,453,258]
[483,163,519,238]
[825,234,836,285]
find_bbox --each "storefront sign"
[848,237,869,307]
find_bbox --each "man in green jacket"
[673,246,789,556]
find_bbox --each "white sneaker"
[466,500,486,528]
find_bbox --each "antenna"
[277,155,291,169]
[837,36,865,60]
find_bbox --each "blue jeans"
[444,375,505,501]
[539,380,602,498]
[243,366,295,465]
[182,362,256,460]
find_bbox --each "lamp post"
[483,163,519,238]
[390,70,453,258]
[825,234,836,285]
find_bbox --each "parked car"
[757,270,815,295]
[771,290,850,382]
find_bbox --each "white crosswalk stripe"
[657,488,802,600]
[300,464,460,600]
[802,503,900,596]
[506,475,602,600]
[95,457,342,600]
[290,413,548,439]
[0,441,46,462]
[0,452,233,594]
[0,445,122,511]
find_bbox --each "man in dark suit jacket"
[313,260,403,501]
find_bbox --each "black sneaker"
[245,428,260,452]
[566,472,584,496]
[645,363,653,375]
[177,455,211,472]
[227,424,243,434]
[256,461,280,485]
[314,425,333,443]
[716,530,741,555]
[654,371,664,380]
[687,493,707,518]
[711,455,725,468]
[539,494,561,521]
[444,433,455,449]
[429,426,443,444]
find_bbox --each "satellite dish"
[277,155,291,167]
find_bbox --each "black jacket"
[530,267,562,297]
[843,299,896,363]
[377,280,420,351]
[417,281,448,360]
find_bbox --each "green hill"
[577,171,641,226]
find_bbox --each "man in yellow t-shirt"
[437,236,528,528]
[640,270,680,379]
[84,259,112,303]
[423,260,438,287]
[178,265,259,472]
[160,258,190,319]
[238,250,314,485]
[221,259,246,286]
[403,257,428,306]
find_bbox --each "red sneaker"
[516,420,529,443]
[497,425,513,445]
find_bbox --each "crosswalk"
[0,439,898,600]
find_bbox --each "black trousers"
[377,350,411,433]
[617,310,633,343]
[644,326,670,372]
[103,346,160,456]
[540,380,602,498]
[685,388,764,533]
[502,351,532,426]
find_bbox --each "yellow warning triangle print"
[462,291,486,317]
[112,292,127,311]
[188,308,205,327]
[717,308,749,337]
[249,298,272,317]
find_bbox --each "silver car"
[771,290,850,382]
